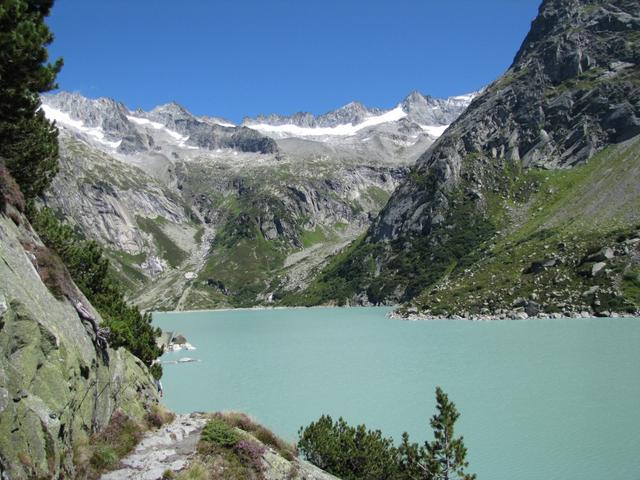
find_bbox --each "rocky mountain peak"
[150,101,192,120]
[400,90,475,126]
[42,91,131,129]
[41,92,143,151]
[312,0,640,307]
[319,100,380,127]
[512,0,639,85]
[401,91,432,111]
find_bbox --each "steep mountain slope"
[40,90,473,310]
[296,0,640,316]
[0,183,158,478]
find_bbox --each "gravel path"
[100,413,207,480]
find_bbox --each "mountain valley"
[41,90,474,310]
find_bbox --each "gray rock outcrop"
[0,210,159,479]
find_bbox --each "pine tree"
[423,387,476,480]
[0,0,63,199]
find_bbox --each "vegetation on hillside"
[176,412,297,480]
[410,139,640,317]
[298,387,475,480]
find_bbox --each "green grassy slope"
[410,136,640,317]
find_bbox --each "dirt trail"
[100,413,207,480]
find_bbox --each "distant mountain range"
[242,91,477,138]
[39,89,475,310]
[41,90,476,152]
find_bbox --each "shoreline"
[388,310,640,321]
[152,304,638,321]
[152,304,397,315]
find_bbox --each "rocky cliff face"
[40,90,473,310]
[0,207,158,478]
[373,0,639,242]
[302,0,640,314]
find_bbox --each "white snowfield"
[247,105,408,137]
[450,93,477,102]
[41,104,122,148]
[247,104,451,139]
[212,119,235,128]
[127,114,197,148]
[418,124,450,137]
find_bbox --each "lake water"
[154,307,640,480]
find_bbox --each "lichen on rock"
[0,212,159,479]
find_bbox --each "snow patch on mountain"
[41,104,122,148]
[419,124,450,137]
[248,105,408,137]
[126,114,193,147]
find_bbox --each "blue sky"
[47,0,541,122]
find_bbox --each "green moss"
[366,186,390,206]
[301,226,327,248]
[193,226,205,245]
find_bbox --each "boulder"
[582,285,600,297]
[525,301,542,317]
[172,334,188,345]
[512,297,528,308]
[592,262,607,276]
[588,247,614,262]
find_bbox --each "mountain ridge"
[241,90,478,139]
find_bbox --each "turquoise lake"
[153,307,640,480]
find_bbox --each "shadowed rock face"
[0,211,159,479]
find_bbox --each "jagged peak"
[151,101,192,118]
[404,90,427,103]
[42,91,127,111]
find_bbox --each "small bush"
[89,445,118,471]
[234,439,265,473]
[214,412,296,458]
[145,404,175,429]
[80,411,145,476]
[99,412,143,455]
[30,244,76,299]
[216,412,255,431]
[200,418,241,448]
